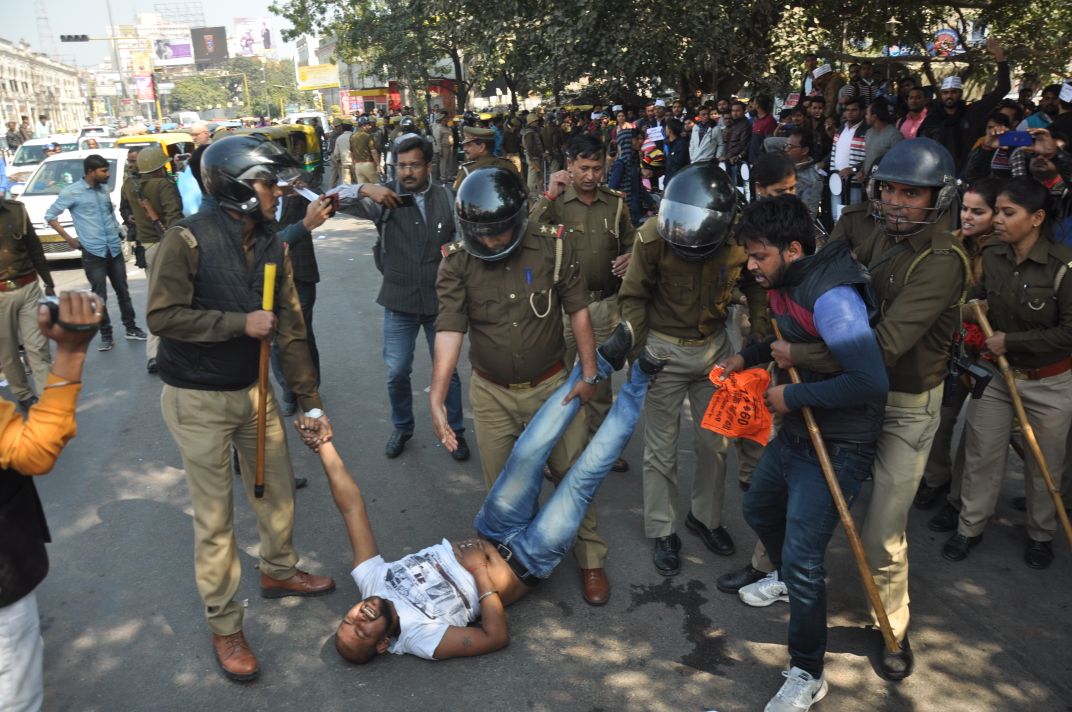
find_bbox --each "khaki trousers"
[353,161,378,184]
[0,281,51,402]
[161,383,300,635]
[526,167,542,203]
[862,384,943,642]
[470,369,607,568]
[438,152,455,183]
[959,366,1072,541]
[562,295,618,436]
[144,242,160,361]
[642,331,731,538]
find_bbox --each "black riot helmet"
[200,135,304,214]
[455,166,528,261]
[400,116,417,132]
[869,137,958,235]
[656,161,737,262]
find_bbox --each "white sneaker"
[764,666,829,712]
[739,570,788,607]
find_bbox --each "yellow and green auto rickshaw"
[232,124,323,188]
[115,132,195,175]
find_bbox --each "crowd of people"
[1,44,1071,712]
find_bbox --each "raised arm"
[295,416,378,568]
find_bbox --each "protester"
[783,129,822,218]
[861,99,904,178]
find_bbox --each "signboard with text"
[297,64,340,91]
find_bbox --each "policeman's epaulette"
[441,240,464,257]
[599,186,623,197]
[536,223,565,239]
[931,230,954,254]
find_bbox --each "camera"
[943,354,992,406]
[39,295,60,325]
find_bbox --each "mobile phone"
[397,193,416,207]
[998,131,1032,148]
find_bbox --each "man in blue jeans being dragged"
[718,196,888,712]
[297,321,668,663]
[45,154,148,351]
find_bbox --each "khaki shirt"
[121,175,184,244]
[530,185,635,296]
[0,199,52,288]
[146,223,322,411]
[452,156,522,192]
[521,127,543,165]
[618,219,768,347]
[976,238,1072,370]
[350,131,375,163]
[828,202,965,393]
[435,223,590,385]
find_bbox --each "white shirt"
[833,121,861,170]
[350,539,480,660]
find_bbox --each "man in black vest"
[147,136,335,683]
[0,290,100,711]
[719,196,888,712]
[331,134,467,460]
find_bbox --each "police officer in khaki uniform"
[618,162,769,576]
[350,117,380,184]
[531,132,636,471]
[0,198,54,410]
[121,144,184,374]
[431,112,455,184]
[541,111,563,175]
[452,126,520,191]
[792,138,968,680]
[430,165,613,606]
[946,177,1072,571]
[521,113,544,201]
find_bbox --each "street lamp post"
[884,16,901,96]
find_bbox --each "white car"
[5,135,80,185]
[11,148,130,262]
[78,136,118,150]
[79,125,117,138]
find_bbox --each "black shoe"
[637,345,671,376]
[125,326,148,340]
[928,502,960,533]
[1025,539,1054,570]
[147,358,158,374]
[294,477,308,489]
[98,335,114,352]
[684,511,735,556]
[879,631,914,681]
[452,434,470,461]
[653,533,681,576]
[913,479,950,510]
[385,430,412,458]
[716,564,767,594]
[596,320,634,371]
[942,533,981,562]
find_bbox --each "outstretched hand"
[294,414,334,452]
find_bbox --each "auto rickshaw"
[232,124,323,189]
[115,132,195,175]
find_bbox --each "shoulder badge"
[441,240,464,257]
[176,227,198,249]
[536,223,565,239]
[635,220,659,244]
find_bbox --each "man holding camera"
[330,134,468,460]
[0,290,101,712]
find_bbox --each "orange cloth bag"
[701,364,774,446]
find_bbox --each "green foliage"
[167,58,302,117]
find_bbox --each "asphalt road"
[12,214,1070,712]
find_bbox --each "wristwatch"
[581,374,601,386]
[304,408,325,419]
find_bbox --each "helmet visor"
[237,162,304,187]
[458,205,528,261]
[656,199,733,249]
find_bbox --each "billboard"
[134,76,156,102]
[233,17,274,57]
[191,26,229,63]
[150,28,194,67]
[297,64,340,91]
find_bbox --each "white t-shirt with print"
[351,539,480,660]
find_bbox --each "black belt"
[782,432,876,457]
[483,537,540,587]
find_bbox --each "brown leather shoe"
[260,570,336,599]
[581,568,610,606]
[611,458,629,473]
[212,631,259,682]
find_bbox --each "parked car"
[78,136,118,150]
[79,125,117,138]
[10,148,129,262]
[5,135,80,185]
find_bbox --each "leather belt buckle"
[1,280,15,291]
[507,381,532,391]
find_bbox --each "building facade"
[0,37,89,133]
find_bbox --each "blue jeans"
[474,355,652,579]
[743,430,876,677]
[81,250,136,337]
[383,308,463,434]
